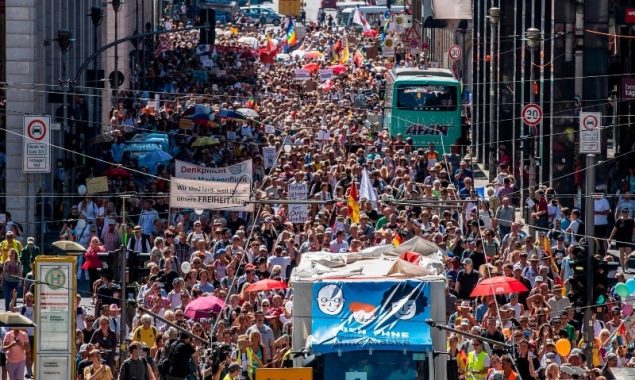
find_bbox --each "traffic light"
[129,251,151,282]
[592,256,610,304]
[519,135,532,155]
[568,245,587,307]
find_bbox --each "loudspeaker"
[200,8,216,45]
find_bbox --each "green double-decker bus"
[384,67,465,149]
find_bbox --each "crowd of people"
[0,1,633,380]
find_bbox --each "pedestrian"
[163,332,196,380]
[84,349,113,380]
[119,341,154,380]
[2,249,21,311]
[2,328,29,380]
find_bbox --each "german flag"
[392,231,403,247]
[347,182,360,223]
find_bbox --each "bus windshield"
[396,84,458,111]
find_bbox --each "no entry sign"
[23,115,51,173]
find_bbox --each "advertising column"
[34,256,76,380]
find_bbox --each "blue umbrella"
[129,134,169,151]
[123,143,162,153]
[138,151,173,174]
[217,109,246,120]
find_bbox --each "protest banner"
[262,146,277,169]
[86,176,109,194]
[318,68,334,81]
[295,69,311,80]
[175,159,252,183]
[170,177,253,212]
[288,183,308,224]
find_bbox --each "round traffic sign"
[27,119,47,141]
[582,114,599,130]
[448,45,462,60]
[522,103,543,126]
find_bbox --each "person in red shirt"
[531,189,549,230]
[3,328,29,380]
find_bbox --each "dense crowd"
[0,2,633,380]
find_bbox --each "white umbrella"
[238,36,259,49]
[291,50,306,58]
[236,108,259,119]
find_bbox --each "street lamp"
[89,6,103,140]
[111,0,124,108]
[526,27,541,190]
[56,29,74,220]
[487,7,500,181]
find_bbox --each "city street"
[1,1,635,380]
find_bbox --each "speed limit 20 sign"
[522,103,543,126]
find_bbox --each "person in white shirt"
[329,230,349,253]
[593,193,611,254]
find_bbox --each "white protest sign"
[295,69,311,80]
[264,124,275,134]
[319,68,334,81]
[262,146,277,169]
[316,129,331,141]
[288,183,308,224]
[175,159,252,183]
[170,177,253,212]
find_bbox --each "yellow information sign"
[86,176,109,193]
[255,367,313,380]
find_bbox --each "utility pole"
[488,7,500,182]
[119,195,129,361]
[527,28,541,191]
[584,153,596,367]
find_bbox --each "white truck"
[291,237,448,380]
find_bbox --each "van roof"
[342,5,405,13]
[394,67,455,78]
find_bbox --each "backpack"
[157,339,176,374]
[121,357,150,380]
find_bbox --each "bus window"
[396,84,457,111]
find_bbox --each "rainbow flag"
[286,19,297,47]
[340,34,350,64]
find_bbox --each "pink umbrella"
[184,295,225,319]
[363,29,379,37]
[302,63,320,73]
[329,64,347,75]
[304,50,324,60]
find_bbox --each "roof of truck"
[291,236,447,282]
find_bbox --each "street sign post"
[579,112,601,154]
[522,104,542,126]
[23,115,51,173]
[448,45,462,60]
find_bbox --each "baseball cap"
[27,237,35,244]
[462,258,473,265]
[534,276,544,282]
[80,344,89,353]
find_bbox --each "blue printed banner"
[311,280,431,353]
